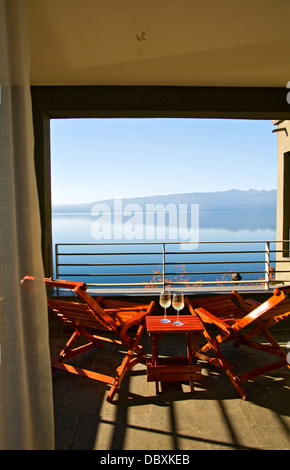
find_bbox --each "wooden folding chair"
[186,287,290,399]
[22,276,155,402]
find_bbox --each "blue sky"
[50,118,277,205]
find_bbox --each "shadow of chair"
[186,288,290,400]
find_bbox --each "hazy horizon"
[52,187,277,207]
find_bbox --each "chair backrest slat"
[74,286,120,333]
[194,294,243,317]
[47,298,107,329]
[22,276,121,334]
[233,288,289,331]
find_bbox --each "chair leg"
[232,326,289,382]
[213,346,247,400]
[52,330,81,374]
[106,323,146,402]
[237,358,287,384]
[51,326,104,378]
[198,328,248,400]
[77,325,104,350]
[224,369,247,400]
[52,321,147,403]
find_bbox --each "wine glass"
[172,293,184,326]
[159,292,171,323]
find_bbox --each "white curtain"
[0,0,54,449]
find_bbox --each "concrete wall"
[276,120,290,283]
[27,0,290,88]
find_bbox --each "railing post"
[55,244,59,280]
[265,241,270,290]
[162,243,166,291]
[55,244,59,295]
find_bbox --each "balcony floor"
[50,323,290,451]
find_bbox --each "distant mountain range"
[52,189,277,214]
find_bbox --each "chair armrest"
[121,301,156,334]
[194,307,232,334]
[185,297,231,333]
[45,277,87,290]
[121,310,148,333]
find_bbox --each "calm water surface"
[52,211,276,288]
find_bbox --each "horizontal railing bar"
[56,243,163,246]
[164,280,268,285]
[59,260,272,265]
[165,271,266,276]
[58,274,267,279]
[57,251,281,257]
[84,282,289,288]
[84,274,282,279]
[57,248,278,252]
[58,273,164,277]
[83,282,163,286]
[57,270,267,276]
[56,262,271,269]
[56,240,290,245]
[165,250,267,255]
[56,279,290,286]
[59,271,266,283]
[89,284,162,287]
[167,260,266,265]
[56,250,281,256]
[56,242,165,246]
[271,271,290,274]
[57,262,163,267]
[57,251,163,256]
[56,254,273,260]
[72,279,271,287]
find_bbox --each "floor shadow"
[51,328,290,450]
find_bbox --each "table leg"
[187,332,199,392]
[151,334,159,394]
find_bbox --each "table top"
[146,314,203,334]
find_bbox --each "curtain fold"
[0,0,54,449]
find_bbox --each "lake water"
[52,210,277,289]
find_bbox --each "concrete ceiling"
[27,0,290,87]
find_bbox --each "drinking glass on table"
[172,293,184,326]
[159,292,171,323]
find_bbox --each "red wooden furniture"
[146,315,203,394]
[21,276,155,403]
[186,287,290,400]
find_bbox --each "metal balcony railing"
[54,240,290,293]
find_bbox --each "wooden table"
[146,315,203,394]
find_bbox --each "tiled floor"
[50,325,290,450]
